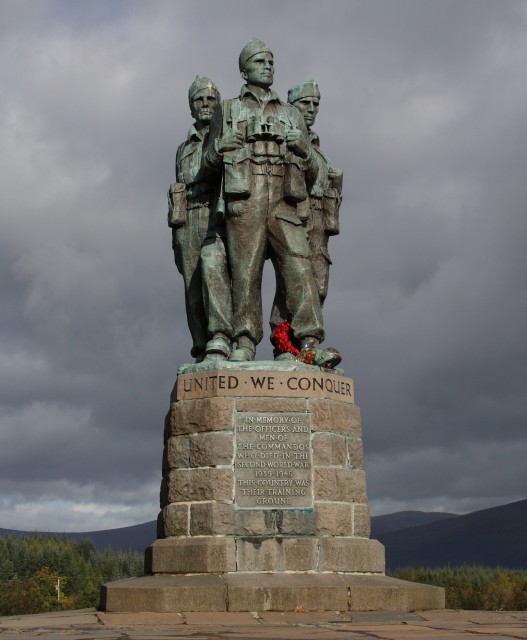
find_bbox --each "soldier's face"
[295,97,320,128]
[191,89,218,124]
[242,53,274,88]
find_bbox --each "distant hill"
[377,498,527,570]
[0,521,156,553]
[371,510,459,537]
[2,499,526,569]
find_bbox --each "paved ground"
[1,609,526,640]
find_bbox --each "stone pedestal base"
[101,573,445,613]
[100,362,445,613]
[145,536,385,573]
[155,362,382,573]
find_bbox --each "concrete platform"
[1,607,526,640]
[101,573,445,613]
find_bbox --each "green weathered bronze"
[169,41,342,367]
[270,80,343,339]
[168,76,232,362]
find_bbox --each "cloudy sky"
[1,0,526,533]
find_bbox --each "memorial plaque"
[234,412,313,509]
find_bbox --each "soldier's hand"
[217,129,244,153]
[286,129,309,159]
[328,167,343,191]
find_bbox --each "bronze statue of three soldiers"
[168,39,342,368]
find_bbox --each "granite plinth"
[101,362,444,613]
[146,536,385,574]
[101,573,445,613]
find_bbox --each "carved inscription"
[176,370,354,403]
[235,412,313,509]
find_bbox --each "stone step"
[101,573,445,613]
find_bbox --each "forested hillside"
[0,535,143,615]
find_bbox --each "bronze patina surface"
[169,40,342,368]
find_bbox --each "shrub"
[390,565,527,610]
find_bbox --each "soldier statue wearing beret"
[271,80,343,364]
[205,39,339,366]
[169,76,232,362]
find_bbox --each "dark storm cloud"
[0,0,526,529]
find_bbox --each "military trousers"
[270,199,331,334]
[172,205,232,358]
[306,199,331,306]
[226,170,324,346]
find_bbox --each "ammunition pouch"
[251,164,285,176]
[323,187,341,236]
[283,160,308,204]
[167,182,187,228]
[223,149,251,197]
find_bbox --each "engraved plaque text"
[235,412,313,509]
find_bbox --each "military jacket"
[176,124,215,205]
